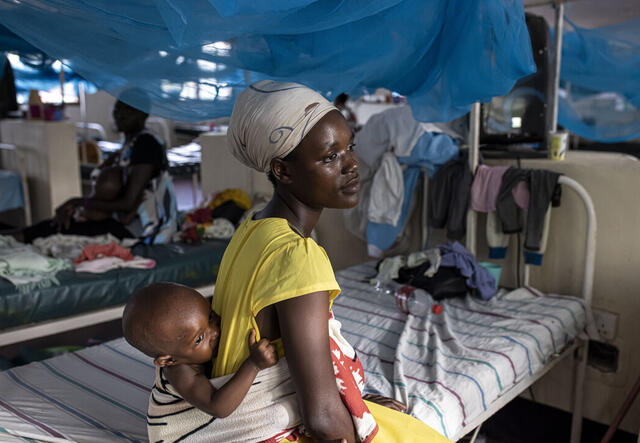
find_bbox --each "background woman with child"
[20,89,176,244]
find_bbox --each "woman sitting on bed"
[212,80,450,443]
[21,89,177,244]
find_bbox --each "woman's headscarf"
[227,80,337,172]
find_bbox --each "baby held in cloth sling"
[123,283,379,443]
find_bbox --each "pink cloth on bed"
[73,242,134,264]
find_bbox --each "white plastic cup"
[549,131,568,161]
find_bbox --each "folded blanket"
[0,235,72,293]
[148,314,378,443]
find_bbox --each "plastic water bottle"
[395,285,431,316]
[371,281,431,316]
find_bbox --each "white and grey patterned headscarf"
[227,80,337,172]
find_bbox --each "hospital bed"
[0,272,589,442]
[0,176,594,442]
[334,175,595,442]
[0,239,228,347]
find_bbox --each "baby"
[122,282,278,421]
[79,166,124,221]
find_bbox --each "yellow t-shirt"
[211,216,451,443]
[212,216,340,376]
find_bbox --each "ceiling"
[523,0,640,28]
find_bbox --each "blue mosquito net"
[558,15,640,142]
[0,0,535,122]
[0,25,96,102]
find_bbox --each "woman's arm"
[276,291,356,443]
[85,163,153,214]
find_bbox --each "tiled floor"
[471,398,637,443]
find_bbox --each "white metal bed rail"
[465,174,597,443]
[523,175,596,308]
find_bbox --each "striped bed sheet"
[0,262,587,443]
[0,339,152,442]
[332,262,588,441]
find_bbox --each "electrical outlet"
[592,309,618,341]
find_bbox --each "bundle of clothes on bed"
[0,187,256,293]
[0,233,156,293]
[179,188,254,243]
[371,241,497,302]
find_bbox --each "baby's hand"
[247,329,278,370]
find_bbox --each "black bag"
[395,261,468,301]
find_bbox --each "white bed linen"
[332,263,588,441]
[0,262,588,442]
[0,339,151,442]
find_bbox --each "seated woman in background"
[22,89,177,244]
[212,80,450,442]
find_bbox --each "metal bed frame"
[457,175,596,443]
[460,3,594,440]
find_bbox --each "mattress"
[0,262,588,442]
[332,263,588,441]
[0,240,228,330]
[0,338,151,442]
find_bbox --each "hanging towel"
[470,165,510,212]
[368,152,404,226]
[471,165,529,213]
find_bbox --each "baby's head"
[122,282,220,368]
[94,166,123,201]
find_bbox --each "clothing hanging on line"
[427,151,472,241]
[496,168,560,251]
[471,165,529,213]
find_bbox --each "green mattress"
[0,240,228,330]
